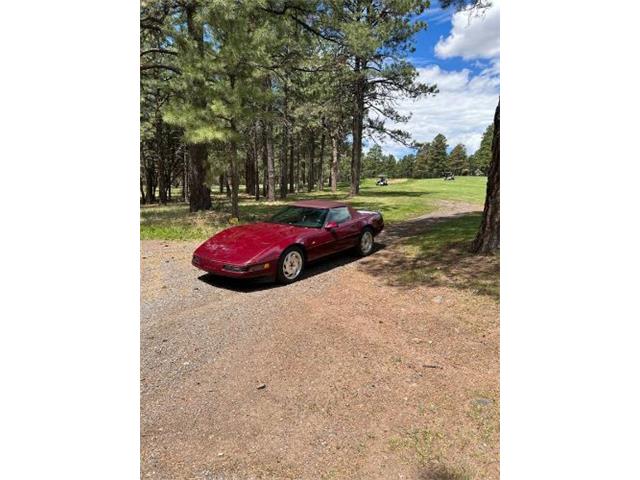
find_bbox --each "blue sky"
[371,0,500,157]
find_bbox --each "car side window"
[327,207,351,224]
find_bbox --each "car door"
[325,207,360,252]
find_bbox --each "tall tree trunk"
[254,122,260,201]
[225,174,231,198]
[307,131,315,192]
[144,152,156,204]
[351,58,365,196]
[472,101,500,253]
[280,85,289,199]
[182,146,188,202]
[331,133,340,193]
[296,141,301,191]
[156,116,168,205]
[279,128,288,199]
[264,121,276,201]
[289,131,295,193]
[245,144,254,195]
[188,144,211,212]
[262,76,276,202]
[219,174,224,193]
[261,124,268,198]
[317,131,325,191]
[228,138,240,219]
[185,3,210,212]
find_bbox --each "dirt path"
[141,201,499,480]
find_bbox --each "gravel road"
[141,202,499,480]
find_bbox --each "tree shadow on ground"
[197,243,386,292]
[359,212,499,299]
[418,464,472,480]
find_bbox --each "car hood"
[194,222,305,264]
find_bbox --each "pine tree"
[448,144,468,175]
[362,145,385,178]
[266,2,438,194]
[396,154,416,178]
[382,154,398,178]
[413,143,430,178]
[427,134,449,178]
[473,124,494,174]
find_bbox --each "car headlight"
[248,262,270,272]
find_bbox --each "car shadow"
[197,243,386,292]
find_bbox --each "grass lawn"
[140,176,487,241]
[396,212,499,298]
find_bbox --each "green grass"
[397,213,499,298]
[140,176,487,241]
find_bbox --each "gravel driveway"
[141,202,499,480]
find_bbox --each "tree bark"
[331,132,340,193]
[185,2,210,212]
[307,131,315,192]
[351,58,365,196]
[145,163,155,204]
[228,138,240,218]
[296,140,301,191]
[254,122,261,201]
[317,131,325,191]
[245,143,255,195]
[264,120,276,201]
[188,143,211,212]
[472,100,500,253]
[289,131,295,193]
[280,86,289,199]
[279,127,288,199]
[182,147,188,202]
[155,114,168,205]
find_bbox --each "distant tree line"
[362,124,493,179]
[140,0,437,214]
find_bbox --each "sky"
[371,0,500,157]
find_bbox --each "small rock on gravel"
[257,383,266,390]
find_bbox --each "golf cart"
[376,175,389,186]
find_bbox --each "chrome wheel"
[282,250,303,280]
[360,230,373,254]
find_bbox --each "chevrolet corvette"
[192,200,384,283]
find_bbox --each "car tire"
[277,246,305,284]
[356,228,375,257]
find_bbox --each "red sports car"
[192,200,384,283]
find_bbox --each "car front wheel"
[356,228,374,256]
[277,246,305,284]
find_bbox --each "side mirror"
[325,221,338,230]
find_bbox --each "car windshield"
[268,206,328,228]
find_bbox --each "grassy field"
[140,176,487,241]
[395,212,499,298]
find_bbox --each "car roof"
[291,199,348,209]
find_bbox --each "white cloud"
[374,2,500,157]
[434,0,500,60]
[378,64,499,155]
